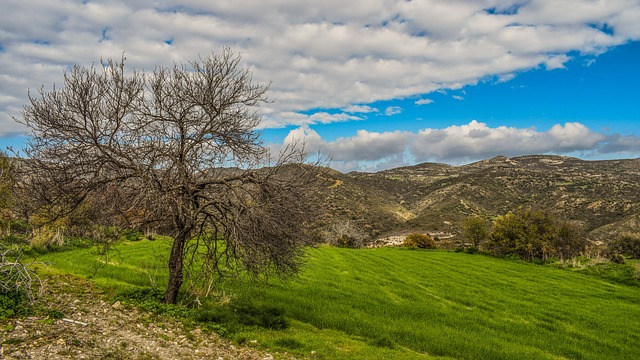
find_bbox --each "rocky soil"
[0,275,294,360]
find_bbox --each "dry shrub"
[30,225,65,248]
[404,233,436,249]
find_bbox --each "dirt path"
[1,275,292,359]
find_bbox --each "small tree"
[550,221,586,260]
[462,215,489,247]
[485,208,585,261]
[327,220,366,248]
[15,49,320,304]
[404,233,436,249]
[609,233,640,259]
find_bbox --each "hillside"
[15,241,640,359]
[317,155,640,242]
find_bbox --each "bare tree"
[15,49,320,304]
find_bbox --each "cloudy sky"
[1,0,639,171]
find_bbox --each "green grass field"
[35,240,640,359]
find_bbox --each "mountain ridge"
[318,155,640,243]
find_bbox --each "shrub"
[550,222,587,259]
[0,290,28,320]
[485,208,585,261]
[404,233,436,249]
[463,216,489,247]
[609,233,640,259]
[465,246,479,254]
[121,230,142,242]
[609,252,626,264]
[335,234,364,249]
[327,221,366,248]
[30,224,66,249]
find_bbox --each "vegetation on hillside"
[318,155,640,244]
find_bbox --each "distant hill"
[317,155,640,243]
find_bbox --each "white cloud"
[1,0,640,134]
[263,111,362,128]
[384,106,402,116]
[415,98,434,105]
[544,54,571,70]
[342,105,378,114]
[452,95,465,101]
[280,121,635,171]
[410,121,607,163]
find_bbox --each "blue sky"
[1,1,639,171]
[266,40,640,142]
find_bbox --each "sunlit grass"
[36,241,640,359]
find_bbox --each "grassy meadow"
[34,239,640,359]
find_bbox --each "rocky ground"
[0,275,294,359]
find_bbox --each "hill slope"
[27,241,640,359]
[318,155,640,241]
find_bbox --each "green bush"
[0,291,28,320]
[609,233,640,259]
[121,230,142,242]
[404,233,436,249]
[463,216,490,247]
[484,208,585,261]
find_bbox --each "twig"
[62,318,88,326]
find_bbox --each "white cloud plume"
[415,98,434,105]
[280,121,637,171]
[1,0,640,135]
[342,105,379,114]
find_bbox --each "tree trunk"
[164,230,188,304]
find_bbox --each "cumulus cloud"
[1,1,639,135]
[415,98,434,105]
[410,121,606,163]
[384,106,402,116]
[280,121,636,171]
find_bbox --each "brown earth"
[0,275,296,360]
